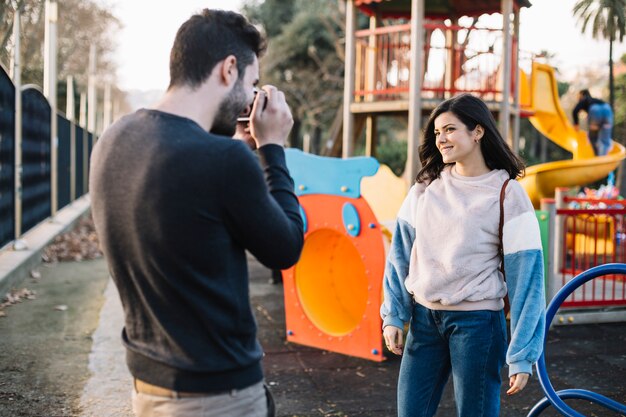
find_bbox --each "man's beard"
[210,80,248,137]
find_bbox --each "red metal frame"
[353,21,518,102]
[557,208,626,308]
[353,0,526,19]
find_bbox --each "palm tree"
[573,0,626,110]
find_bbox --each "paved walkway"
[79,278,132,417]
[1,254,626,416]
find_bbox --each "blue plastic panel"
[342,202,361,237]
[285,149,379,198]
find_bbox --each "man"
[90,9,304,417]
[572,89,614,156]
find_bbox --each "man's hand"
[383,325,404,356]
[507,373,530,395]
[249,85,294,148]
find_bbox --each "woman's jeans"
[398,303,507,417]
[588,103,613,156]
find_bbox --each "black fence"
[75,124,85,197]
[0,67,95,247]
[87,132,93,188]
[21,86,51,233]
[0,69,15,248]
[57,114,71,210]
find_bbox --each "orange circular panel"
[295,228,369,336]
[282,194,385,361]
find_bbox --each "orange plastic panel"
[282,194,385,361]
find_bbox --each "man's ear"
[220,55,238,87]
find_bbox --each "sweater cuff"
[257,144,286,167]
[508,360,533,377]
[382,315,404,330]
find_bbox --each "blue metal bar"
[528,263,626,417]
[528,389,626,416]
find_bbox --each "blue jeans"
[588,103,613,156]
[397,303,507,417]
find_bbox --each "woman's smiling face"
[434,111,483,166]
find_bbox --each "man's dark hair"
[168,9,266,90]
[579,89,591,99]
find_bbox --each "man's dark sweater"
[90,109,304,392]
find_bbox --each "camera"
[237,89,266,124]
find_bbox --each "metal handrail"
[527,263,626,417]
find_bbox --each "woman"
[381,93,545,417]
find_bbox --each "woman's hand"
[507,373,530,395]
[233,120,256,150]
[383,325,404,356]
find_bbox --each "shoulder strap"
[498,179,510,277]
[499,179,511,316]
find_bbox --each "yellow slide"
[519,62,626,207]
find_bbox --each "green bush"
[376,141,407,176]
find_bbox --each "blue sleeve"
[503,211,546,377]
[380,217,415,329]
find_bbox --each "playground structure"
[283,149,386,361]
[281,0,626,362]
[519,62,626,208]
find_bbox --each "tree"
[573,0,626,110]
[242,0,345,151]
[614,54,626,144]
[0,0,123,116]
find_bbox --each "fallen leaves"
[0,288,37,317]
[3,288,36,305]
[42,215,103,263]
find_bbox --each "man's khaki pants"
[132,380,268,417]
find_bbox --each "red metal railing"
[557,207,626,308]
[354,21,519,102]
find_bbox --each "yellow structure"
[519,62,626,208]
[361,164,408,225]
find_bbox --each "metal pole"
[406,0,424,184]
[541,198,557,303]
[498,0,513,143]
[364,15,379,157]
[342,0,356,158]
[553,188,567,302]
[11,7,23,239]
[443,20,456,99]
[103,82,112,131]
[67,76,76,201]
[112,99,120,123]
[44,0,58,216]
[512,8,521,154]
[87,44,97,136]
[79,92,87,128]
[79,92,88,194]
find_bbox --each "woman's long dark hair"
[415,93,525,183]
